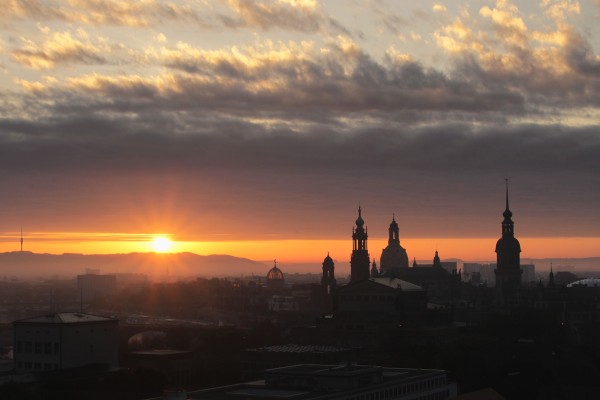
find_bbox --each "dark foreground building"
[153,363,455,400]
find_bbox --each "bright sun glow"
[151,236,173,253]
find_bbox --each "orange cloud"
[1,0,199,27]
[11,29,108,69]
[223,0,348,34]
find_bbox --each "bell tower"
[495,180,522,297]
[350,206,371,282]
[321,253,336,294]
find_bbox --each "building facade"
[13,313,118,373]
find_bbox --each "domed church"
[346,207,461,302]
[379,214,409,277]
[266,260,285,289]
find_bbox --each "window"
[34,342,41,354]
[34,363,41,370]
[17,341,22,354]
[54,342,60,355]
[25,341,32,354]
[44,342,51,354]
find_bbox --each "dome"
[323,254,334,266]
[267,266,284,281]
[356,215,364,227]
[380,243,409,271]
[503,209,513,219]
[495,235,521,253]
[355,206,364,227]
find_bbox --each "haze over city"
[0,0,598,264]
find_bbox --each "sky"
[0,0,599,264]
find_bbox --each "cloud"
[11,29,110,69]
[89,36,520,120]
[433,3,447,13]
[1,0,200,27]
[479,0,528,49]
[433,0,600,108]
[0,103,597,238]
[219,0,350,35]
[540,0,580,23]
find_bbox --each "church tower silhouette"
[321,253,336,294]
[350,206,371,282]
[494,180,522,296]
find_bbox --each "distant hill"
[0,252,597,281]
[0,252,269,280]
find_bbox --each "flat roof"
[246,344,354,354]
[14,313,117,324]
[227,388,308,399]
[130,349,192,356]
[267,363,382,377]
[167,365,448,400]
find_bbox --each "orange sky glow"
[1,234,597,265]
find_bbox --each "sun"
[151,236,173,253]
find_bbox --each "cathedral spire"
[505,178,510,213]
[502,179,514,236]
[371,258,379,277]
[433,249,441,267]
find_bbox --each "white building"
[13,313,118,373]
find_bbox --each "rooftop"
[370,277,422,291]
[567,278,600,288]
[14,313,117,324]
[246,344,353,354]
[160,364,450,400]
